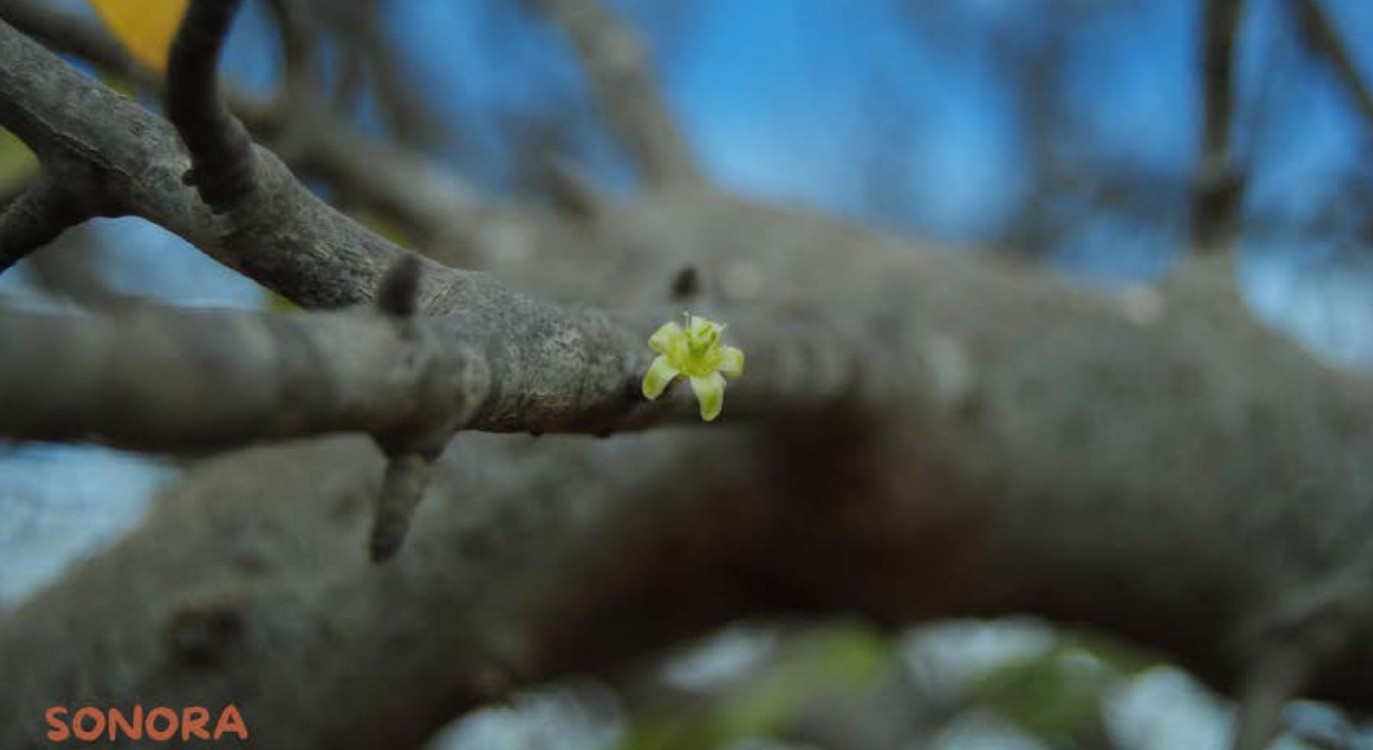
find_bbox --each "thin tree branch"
[0,0,148,82]
[527,0,700,187]
[166,0,259,213]
[1292,0,1373,134]
[26,225,157,312]
[1191,0,1248,256]
[0,14,449,308]
[0,177,91,273]
[0,0,480,250]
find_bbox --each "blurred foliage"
[613,623,1169,750]
[0,130,38,195]
[616,623,891,750]
[265,290,299,313]
[963,630,1162,744]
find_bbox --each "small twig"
[0,0,150,82]
[1292,0,1373,133]
[264,0,321,105]
[4,0,480,248]
[1192,0,1249,256]
[0,177,91,274]
[166,0,257,213]
[527,0,700,187]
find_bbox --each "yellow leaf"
[87,0,189,72]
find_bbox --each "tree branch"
[1191,0,1248,256]
[0,15,453,308]
[0,177,91,273]
[0,0,480,252]
[0,8,866,558]
[6,2,1373,747]
[0,299,861,446]
[0,307,484,453]
[166,0,257,214]
[1292,0,1373,134]
[5,244,1373,746]
[0,0,148,82]
[527,0,700,187]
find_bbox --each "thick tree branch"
[0,307,485,452]
[0,299,861,446]
[5,233,1373,746]
[528,0,700,187]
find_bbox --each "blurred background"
[3,0,1373,747]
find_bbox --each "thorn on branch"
[670,265,699,300]
[369,254,463,561]
[376,254,422,319]
[369,449,440,562]
[0,177,91,275]
[166,0,257,213]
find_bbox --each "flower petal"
[717,346,744,378]
[641,356,680,400]
[690,372,727,421]
[648,322,682,356]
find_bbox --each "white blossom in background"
[425,685,622,750]
[661,625,779,692]
[1107,667,1349,750]
[901,618,1057,696]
